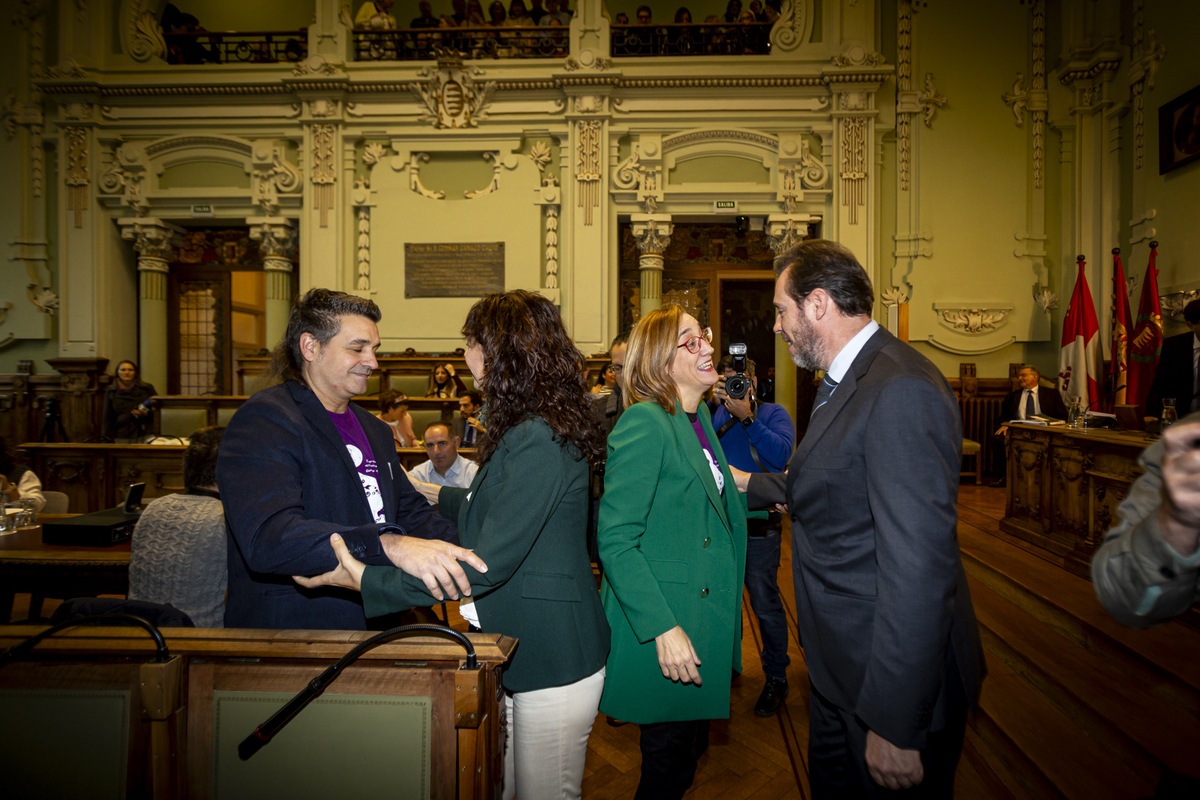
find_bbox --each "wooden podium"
[0,626,514,799]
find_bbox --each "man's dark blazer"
[999,384,1068,421]
[451,416,482,447]
[218,381,457,630]
[747,327,985,751]
[1146,331,1198,418]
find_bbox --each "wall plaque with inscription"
[404,242,505,298]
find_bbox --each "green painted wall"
[1140,0,1200,331]
[181,0,315,32]
[158,161,252,189]
[669,155,771,184]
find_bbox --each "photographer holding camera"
[711,346,796,716]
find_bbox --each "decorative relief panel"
[576,120,601,226]
[839,111,867,226]
[1128,0,1166,170]
[310,124,336,227]
[411,55,496,129]
[65,127,90,228]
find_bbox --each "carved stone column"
[248,218,298,349]
[630,214,673,318]
[766,215,814,256]
[119,218,182,391]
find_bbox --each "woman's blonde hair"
[624,305,686,414]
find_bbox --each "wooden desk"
[1001,424,1150,578]
[0,626,514,799]
[0,517,130,622]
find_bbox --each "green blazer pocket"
[522,572,581,602]
[647,560,690,584]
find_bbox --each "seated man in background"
[991,364,1067,487]
[0,436,45,513]
[377,389,417,447]
[127,427,227,627]
[407,423,479,503]
[454,390,486,447]
[1145,298,1200,420]
[1092,414,1200,628]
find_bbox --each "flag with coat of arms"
[1058,256,1105,412]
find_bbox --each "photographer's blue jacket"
[710,401,795,474]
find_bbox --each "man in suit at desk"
[731,240,985,798]
[218,288,485,630]
[453,390,485,447]
[1146,298,1200,420]
[991,365,1068,487]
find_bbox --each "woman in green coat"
[598,305,748,799]
[296,290,610,800]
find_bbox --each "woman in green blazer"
[597,305,748,800]
[296,291,610,800]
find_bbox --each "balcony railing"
[353,26,567,61]
[163,30,308,65]
[611,22,773,57]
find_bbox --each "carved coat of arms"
[411,52,495,129]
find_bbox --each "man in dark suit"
[991,365,1068,487]
[218,288,485,630]
[1146,298,1200,419]
[592,333,628,437]
[452,390,485,447]
[732,240,985,798]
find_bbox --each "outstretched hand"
[865,730,924,790]
[294,533,366,592]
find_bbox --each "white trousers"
[501,666,605,800]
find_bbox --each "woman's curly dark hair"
[462,290,605,466]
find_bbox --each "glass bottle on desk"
[1067,398,1083,428]
[1161,398,1179,431]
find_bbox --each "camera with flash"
[725,343,752,400]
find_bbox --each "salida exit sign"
[713,200,738,212]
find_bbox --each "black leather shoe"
[754,677,789,717]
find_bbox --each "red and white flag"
[1058,257,1105,411]
[1126,243,1163,410]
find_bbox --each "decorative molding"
[1031,0,1046,188]
[896,0,913,190]
[612,136,664,213]
[831,46,885,68]
[892,231,932,259]
[65,126,90,228]
[98,146,148,216]
[1058,59,1122,86]
[528,141,551,173]
[1162,290,1199,320]
[576,120,601,226]
[463,152,511,200]
[1034,288,1058,313]
[310,124,336,226]
[882,287,909,307]
[43,60,91,80]
[411,55,496,129]
[662,129,779,154]
[120,218,182,267]
[144,136,253,158]
[563,50,612,71]
[916,73,946,127]
[545,206,559,289]
[307,98,339,118]
[771,0,809,53]
[252,144,302,217]
[766,217,806,255]
[926,335,1018,355]
[936,305,1012,334]
[839,116,867,225]
[574,95,602,114]
[631,217,673,259]
[363,142,388,166]
[1129,0,1166,170]
[127,10,166,62]
[1003,74,1028,124]
[408,153,445,200]
[291,54,344,77]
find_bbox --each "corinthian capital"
[631,214,674,257]
[247,217,298,260]
[119,217,183,263]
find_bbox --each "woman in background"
[377,389,417,447]
[591,364,617,396]
[597,305,747,800]
[425,362,467,398]
[102,360,158,443]
[298,290,610,800]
